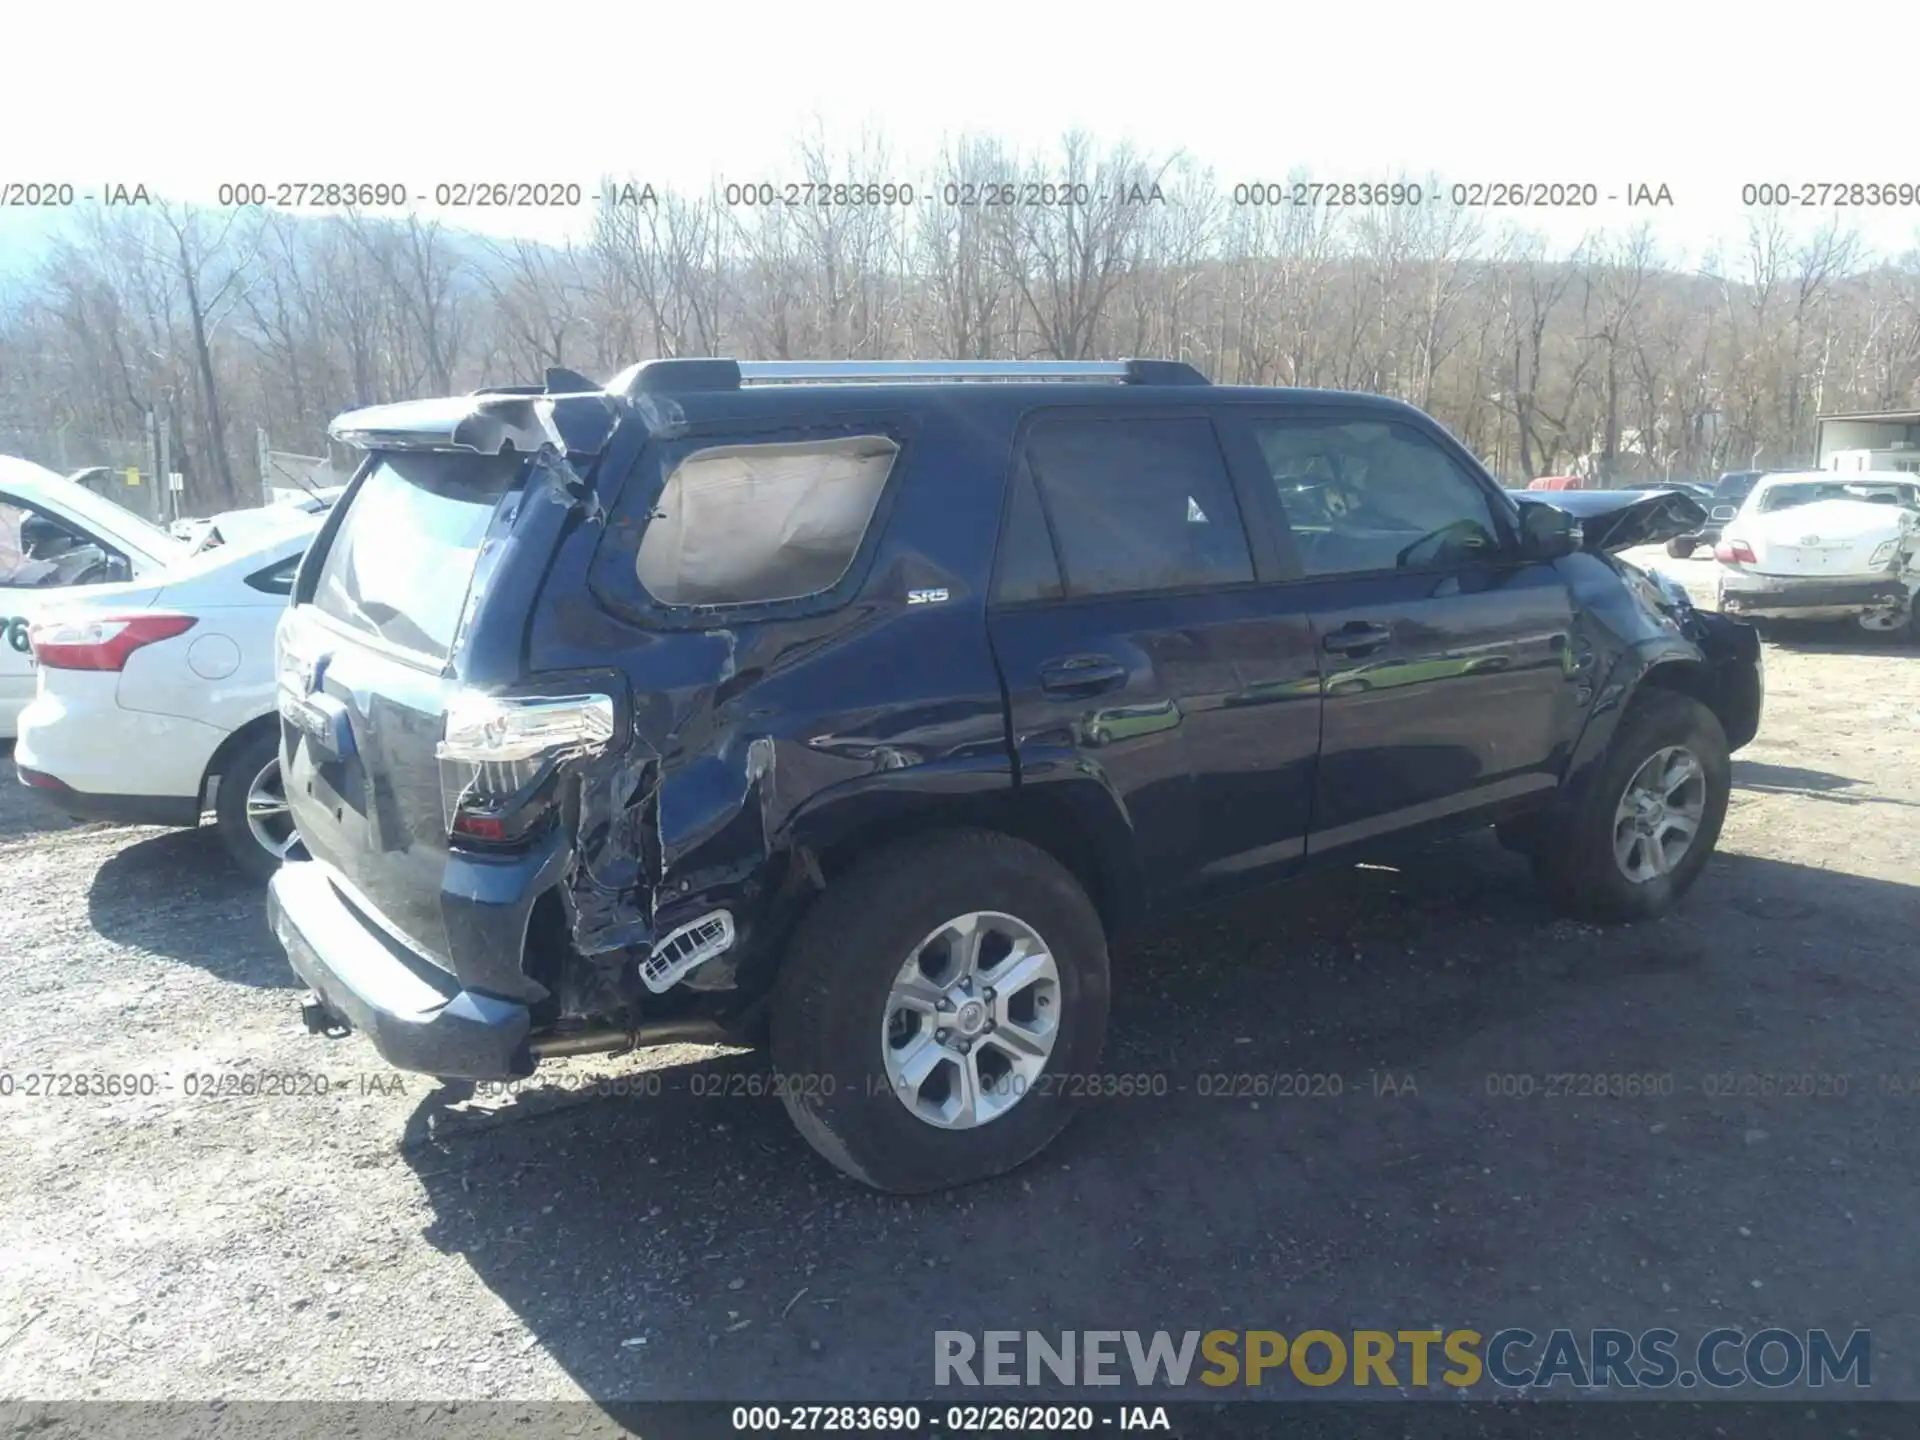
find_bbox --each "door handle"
[1321,621,1392,656]
[1038,655,1128,699]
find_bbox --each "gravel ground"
[2,552,1918,1408]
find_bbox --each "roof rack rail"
[614,357,1209,397]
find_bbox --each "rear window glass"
[1759,481,1919,512]
[634,435,897,607]
[311,451,522,659]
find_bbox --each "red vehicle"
[1527,476,1585,492]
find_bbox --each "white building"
[1815,409,1920,474]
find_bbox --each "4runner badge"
[907,588,950,606]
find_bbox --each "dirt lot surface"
[2,548,1917,1410]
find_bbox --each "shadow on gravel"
[1751,620,1916,656]
[1734,759,1920,808]
[85,825,294,987]
[399,839,1920,1405]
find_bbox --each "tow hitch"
[301,998,351,1039]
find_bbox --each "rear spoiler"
[329,370,616,456]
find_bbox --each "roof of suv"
[328,360,1439,458]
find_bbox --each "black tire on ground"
[770,828,1111,1194]
[214,727,288,883]
[1665,537,1696,559]
[1530,689,1730,924]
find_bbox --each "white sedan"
[1,455,192,737]
[1713,471,1920,636]
[14,516,319,878]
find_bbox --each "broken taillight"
[435,690,615,841]
[1714,538,1757,566]
[450,812,510,842]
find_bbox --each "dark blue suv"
[268,359,1762,1192]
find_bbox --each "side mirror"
[1515,498,1581,560]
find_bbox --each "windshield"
[1757,481,1920,514]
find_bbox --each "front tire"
[1666,537,1696,559]
[770,829,1111,1194]
[1531,690,1730,923]
[214,728,296,882]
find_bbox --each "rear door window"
[1018,416,1253,597]
[991,460,1066,603]
[310,451,522,661]
[635,435,898,607]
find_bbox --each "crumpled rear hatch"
[279,379,618,964]
[278,449,530,958]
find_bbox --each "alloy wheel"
[244,757,298,862]
[880,911,1062,1129]
[1611,745,1707,884]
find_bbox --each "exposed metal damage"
[555,678,797,1015]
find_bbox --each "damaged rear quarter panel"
[525,402,1014,1010]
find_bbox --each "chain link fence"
[0,427,165,520]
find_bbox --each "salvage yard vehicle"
[269,360,1763,1194]
[176,486,346,555]
[14,517,319,878]
[1,455,191,738]
[1712,472,1920,636]
[1668,469,1775,559]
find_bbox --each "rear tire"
[770,828,1110,1194]
[214,728,295,883]
[1531,690,1730,923]
[1665,537,1696,559]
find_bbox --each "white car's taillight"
[1715,538,1757,566]
[436,691,615,843]
[29,613,197,671]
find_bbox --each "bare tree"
[3,133,1917,507]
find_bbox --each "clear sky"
[4,0,1918,266]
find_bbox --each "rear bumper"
[14,766,201,826]
[15,682,225,803]
[1716,570,1909,619]
[268,858,532,1080]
